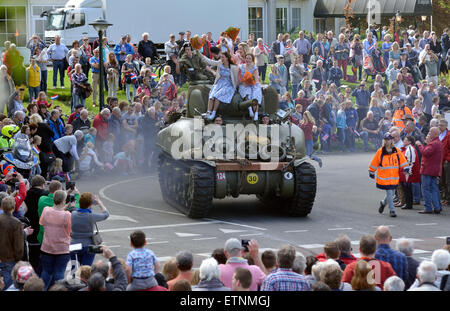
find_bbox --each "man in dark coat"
[24,175,49,273]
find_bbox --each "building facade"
[0,0,65,46]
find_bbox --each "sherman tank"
[156,81,317,218]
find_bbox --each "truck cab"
[43,0,103,47]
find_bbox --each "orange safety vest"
[392,106,412,129]
[369,147,409,190]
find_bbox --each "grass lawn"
[21,64,449,119]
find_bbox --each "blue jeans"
[40,252,70,291]
[360,131,382,151]
[337,128,346,151]
[52,60,65,88]
[412,182,421,202]
[125,83,136,103]
[0,261,15,291]
[383,189,396,213]
[72,93,86,111]
[291,83,299,100]
[40,70,48,94]
[28,86,40,103]
[421,175,441,212]
[70,246,96,272]
[305,139,321,162]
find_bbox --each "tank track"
[257,162,317,217]
[285,162,317,216]
[158,152,214,218]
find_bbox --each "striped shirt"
[261,268,310,291]
[375,244,409,283]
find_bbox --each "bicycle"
[153,57,168,79]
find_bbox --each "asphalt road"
[76,152,450,266]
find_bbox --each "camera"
[241,239,250,252]
[66,194,76,203]
[66,181,75,191]
[87,245,103,254]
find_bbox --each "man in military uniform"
[177,43,215,83]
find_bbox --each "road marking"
[298,244,323,249]
[413,249,431,254]
[204,218,267,231]
[353,253,361,258]
[175,232,202,237]
[158,256,174,262]
[351,240,360,245]
[328,228,352,231]
[193,237,217,241]
[148,241,169,245]
[99,175,185,217]
[392,238,424,242]
[99,220,223,233]
[371,225,396,228]
[415,223,438,226]
[197,253,213,257]
[239,233,263,237]
[107,215,139,223]
[107,245,121,248]
[434,236,448,239]
[285,230,309,233]
[219,228,247,234]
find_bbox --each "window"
[31,5,64,40]
[291,8,301,31]
[66,13,85,29]
[0,6,26,46]
[248,7,263,41]
[315,18,327,35]
[276,8,287,34]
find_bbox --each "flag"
[263,43,271,53]
[32,146,40,155]
[64,172,71,182]
[322,133,329,141]
[151,72,157,78]
[312,79,319,84]
[130,73,137,81]
[51,95,58,100]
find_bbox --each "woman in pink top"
[39,190,71,291]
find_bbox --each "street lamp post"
[89,19,112,112]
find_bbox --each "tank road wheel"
[158,153,172,203]
[285,162,317,217]
[184,163,215,218]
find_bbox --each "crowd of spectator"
[1,219,449,291]
[0,24,449,292]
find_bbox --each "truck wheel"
[185,162,215,218]
[285,162,317,217]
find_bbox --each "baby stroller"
[363,47,386,81]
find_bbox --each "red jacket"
[92,113,109,141]
[418,137,443,177]
[316,252,358,265]
[0,181,27,212]
[342,256,396,289]
[201,40,212,59]
[440,130,450,164]
[399,145,421,183]
[68,111,79,124]
[138,286,168,291]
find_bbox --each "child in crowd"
[126,230,160,291]
[79,141,103,176]
[412,99,423,123]
[142,57,153,71]
[102,133,115,169]
[83,127,97,147]
[65,124,73,136]
[113,141,136,175]
[49,158,65,182]
[31,135,42,176]
[163,65,175,84]
[431,96,440,117]
[36,91,51,108]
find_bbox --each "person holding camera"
[39,190,72,290]
[421,44,440,86]
[70,192,109,267]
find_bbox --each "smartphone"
[446,237,450,245]
[241,239,250,252]
[65,181,75,191]
[87,245,103,254]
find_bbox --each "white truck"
[43,0,249,47]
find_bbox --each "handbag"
[40,151,56,165]
[89,214,103,245]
